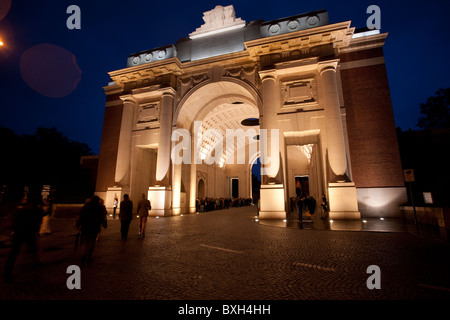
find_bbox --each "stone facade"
[95,6,407,219]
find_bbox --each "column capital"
[159,87,177,98]
[318,59,340,75]
[119,94,138,104]
[258,69,278,82]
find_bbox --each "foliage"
[0,126,94,204]
[417,88,450,129]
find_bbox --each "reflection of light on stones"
[0,0,12,21]
[20,43,82,98]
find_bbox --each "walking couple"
[119,193,151,240]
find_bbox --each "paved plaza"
[1,205,450,303]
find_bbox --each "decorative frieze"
[223,64,258,85]
[177,72,210,101]
[281,78,317,107]
[260,10,329,38]
[127,45,177,67]
[136,103,160,128]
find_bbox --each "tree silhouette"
[417,88,450,129]
[0,127,94,204]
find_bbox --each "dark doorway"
[251,157,261,203]
[198,179,205,199]
[295,175,309,197]
[231,178,239,198]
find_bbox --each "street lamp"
[0,40,4,46]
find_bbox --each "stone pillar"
[155,89,175,185]
[172,163,182,215]
[115,97,136,186]
[259,72,281,181]
[259,71,286,219]
[148,89,175,216]
[319,60,360,220]
[189,136,197,214]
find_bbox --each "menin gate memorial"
[95,5,407,219]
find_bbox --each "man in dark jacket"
[4,194,43,282]
[119,194,133,241]
[77,195,107,264]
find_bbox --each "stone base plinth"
[148,186,172,216]
[106,186,130,213]
[328,182,361,220]
[259,184,286,220]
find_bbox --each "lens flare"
[0,0,12,21]
[20,43,82,98]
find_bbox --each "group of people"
[291,193,329,221]
[3,191,153,281]
[196,197,253,212]
[76,193,151,265]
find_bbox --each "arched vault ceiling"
[176,81,260,165]
[175,81,259,129]
[198,102,259,165]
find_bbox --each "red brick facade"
[95,96,123,192]
[340,49,404,188]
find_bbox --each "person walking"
[39,197,52,236]
[113,196,118,220]
[4,194,43,282]
[137,193,151,237]
[119,194,133,241]
[306,195,316,220]
[320,194,328,219]
[76,195,107,265]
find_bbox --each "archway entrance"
[174,80,262,214]
[250,157,261,204]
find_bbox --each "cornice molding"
[244,21,354,61]
[109,58,183,85]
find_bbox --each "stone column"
[155,89,175,185]
[172,162,182,215]
[258,71,286,219]
[148,89,175,216]
[318,60,348,181]
[319,60,360,219]
[115,97,136,186]
[259,72,281,181]
[189,136,197,214]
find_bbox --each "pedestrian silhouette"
[113,195,118,220]
[4,193,43,282]
[76,195,107,265]
[306,195,316,220]
[39,197,52,235]
[320,194,328,219]
[137,193,151,237]
[119,194,133,241]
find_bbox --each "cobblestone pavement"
[1,206,450,301]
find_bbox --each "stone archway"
[173,79,262,214]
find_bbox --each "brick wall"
[95,95,123,192]
[340,49,404,188]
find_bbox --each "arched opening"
[173,79,262,214]
[251,157,261,204]
[197,179,205,199]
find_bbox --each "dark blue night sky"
[1,0,449,154]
